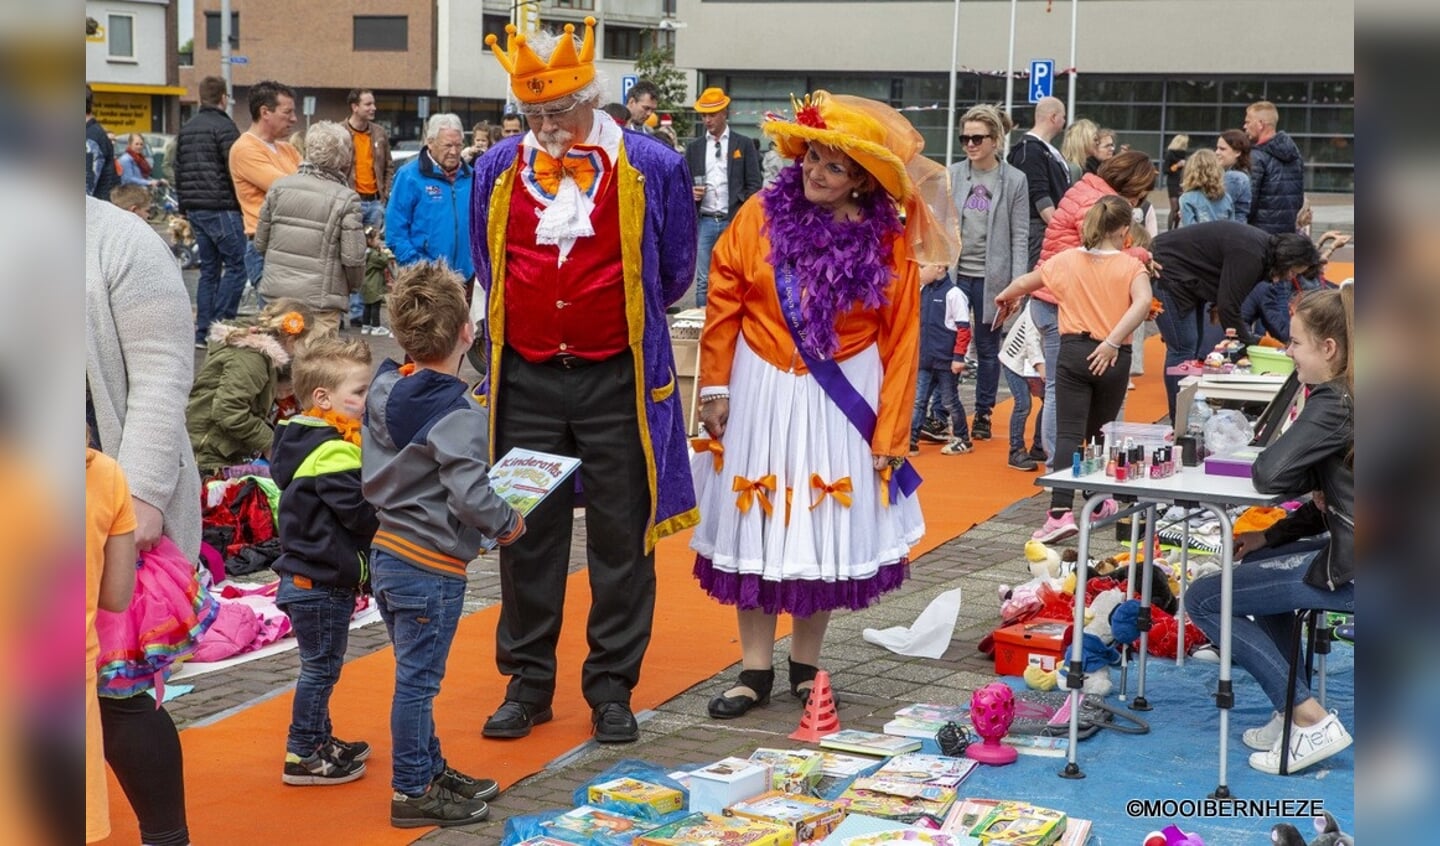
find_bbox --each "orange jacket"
[699,199,920,457]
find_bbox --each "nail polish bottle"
[1073,449,1083,477]
[1150,448,1161,479]
[1106,447,1117,477]
[1115,452,1129,482]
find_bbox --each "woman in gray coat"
[946,105,1030,451]
[255,121,365,333]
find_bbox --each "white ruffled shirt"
[519,110,622,264]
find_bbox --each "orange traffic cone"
[788,669,840,742]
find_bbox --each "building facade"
[86,0,183,133]
[673,0,1355,191]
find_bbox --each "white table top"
[1037,465,1281,508]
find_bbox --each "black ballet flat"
[789,657,820,702]
[707,668,774,719]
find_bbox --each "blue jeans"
[955,275,1000,418]
[1028,298,1061,468]
[694,214,729,308]
[371,551,466,795]
[276,576,357,757]
[911,368,967,442]
[1187,539,1353,713]
[1003,366,1043,453]
[1153,284,1206,422]
[188,209,249,343]
[360,198,385,231]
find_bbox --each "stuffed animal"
[1024,540,1062,580]
[1271,812,1354,846]
[1144,825,1206,846]
[1086,588,1126,644]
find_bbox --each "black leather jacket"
[1251,379,1354,590]
[175,106,242,212]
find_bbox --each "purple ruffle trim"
[693,555,910,617]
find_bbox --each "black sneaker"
[325,736,371,763]
[971,413,992,441]
[482,700,553,739]
[282,748,366,786]
[391,782,490,828]
[435,765,500,801]
[592,701,640,743]
[1008,448,1039,471]
[1029,445,1048,463]
[908,440,921,457]
[918,417,948,443]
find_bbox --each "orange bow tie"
[530,147,600,196]
[810,474,854,510]
[691,438,724,472]
[732,474,776,516]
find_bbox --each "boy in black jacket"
[271,335,378,786]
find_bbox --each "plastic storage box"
[992,619,1069,676]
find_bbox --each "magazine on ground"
[481,447,581,550]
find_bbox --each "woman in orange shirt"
[995,196,1153,543]
[692,92,957,719]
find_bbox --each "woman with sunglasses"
[944,105,1031,461]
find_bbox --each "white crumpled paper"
[861,587,963,659]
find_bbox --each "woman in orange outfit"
[692,92,958,719]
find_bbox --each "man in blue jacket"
[1244,101,1306,235]
[385,113,474,287]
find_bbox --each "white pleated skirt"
[690,337,924,615]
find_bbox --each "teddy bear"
[1270,811,1354,846]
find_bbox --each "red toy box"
[992,619,1070,677]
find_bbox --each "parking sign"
[622,75,638,102]
[1029,59,1055,103]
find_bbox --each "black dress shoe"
[788,658,820,702]
[707,668,774,719]
[482,700,553,739]
[592,701,640,743]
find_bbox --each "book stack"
[835,777,957,827]
[813,751,886,799]
[883,703,970,741]
[818,729,923,758]
[873,753,978,790]
[690,756,773,815]
[635,811,794,846]
[726,791,846,844]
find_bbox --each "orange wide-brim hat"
[764,91,960,266]
[693,86,731,114]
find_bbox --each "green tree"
[634,46,691,139]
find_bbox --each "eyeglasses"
[714,140,722,159]
[959,134,991,147]
[517,100,580,120]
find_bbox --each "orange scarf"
[302,407,361,447]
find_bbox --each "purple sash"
[777,268,922,502]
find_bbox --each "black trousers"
[362,301,383,327]
[1051,334,1132,512]
[494,347,655,708]
[100,693,190,846]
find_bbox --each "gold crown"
[486,16,597,104]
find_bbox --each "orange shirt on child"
[1040,248,1147,343]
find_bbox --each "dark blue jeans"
[276,576,357,757]
[1187,538,1353,712]
[1003,366,1044,453]
[188,209,249,343]
[954,275,1000,418]
[371,551,466,795]
[1153,284,1207,423]
[911,367,968,442]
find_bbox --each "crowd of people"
[85,16,1353,841]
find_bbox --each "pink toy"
[1143,825,1206,845]
[965,682,1018,765]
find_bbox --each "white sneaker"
[370,326,393,337]
[1248,711,1352,774]
[1192,645,1221,664]
[360,325,372,334]
[1243,710,1283,751]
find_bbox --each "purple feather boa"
[693,554,911,616]
[761,164,903,360]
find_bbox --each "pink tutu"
[95,537,218,699]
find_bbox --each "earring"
[850,189,860,199]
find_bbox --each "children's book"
[941,801,1088,846]
[893,703,970,724]
[749,748,826,794]
[813,750,886,799]
[873,754,978,790]
[726,791,846,843]
[967,801,1067,846]
[835,777,957,825]
[823,812,980,845]
[539,805,648,839]
[998,734,1069,758]
[488,447,582,516]
[882,716,950,740]
[634,811,793,846]
[819,729,923,758]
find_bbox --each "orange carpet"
[102,339,1170,845]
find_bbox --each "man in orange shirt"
[229,80,301,288]
[345,87,393,322]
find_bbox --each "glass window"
[902,76,951,106]
[1310,167,1354,193]
[978,75,1010,105]
[1309,108,1354,134]
[107,14,134,58]
[1083,104,1161,133]
[603,26,648,61]
[1167,105,1221,131]
[809,75,891,102]
[555,0,596,8]
[1077,77,1162,103]
[1312,79,1354,105]
[1222,79,1265,104]
[204,12,240,49]
[354,16,408,52]
[725,75,807,100]
[482,15,509,43]
[1264,80,1310,105]
[1168,79,1220,104]
[1299,136,1354,166]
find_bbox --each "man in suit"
[685,87,762,308]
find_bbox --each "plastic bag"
[862,587,962,658]
[1203,409,1254,458]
